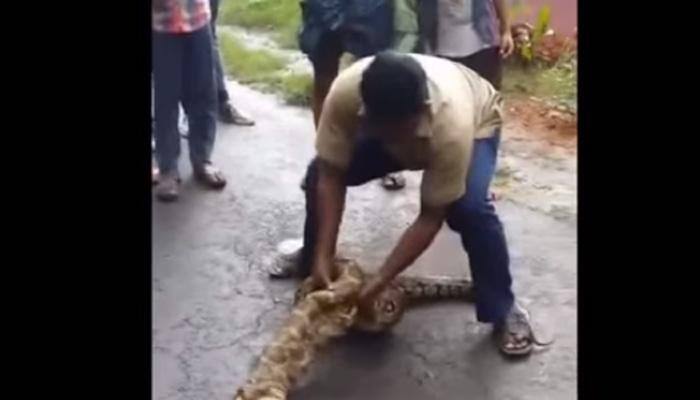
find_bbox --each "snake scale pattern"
[233,259,473,400]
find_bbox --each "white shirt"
[435,0,499,58]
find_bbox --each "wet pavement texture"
[153,82,577,400]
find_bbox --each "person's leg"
[209,0,229,106]
[446,133,513,323]
[208,0,229,105]
[445,133,539,355]
[310,31,343,127]
[270,135,404,278]
[208,0,255,125]
[181,24,225,188]
[153,31,184,201]
[301,136,404,273]
[448,46,503,90]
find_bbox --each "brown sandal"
[155,172,181,202]
[193,163,227,190]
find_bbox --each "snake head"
[354,283,407,333]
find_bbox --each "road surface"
[152,81,577,400]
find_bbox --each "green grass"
[219,0,300,49]
[502,59,577,112]
[268,73,313,106]
[217,0,576,111]
[218,30,286,82]
[219,30,312,106]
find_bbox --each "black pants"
[445,46,503,90]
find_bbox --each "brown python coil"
[233,259,473,400]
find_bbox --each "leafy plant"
[532,5,552,44]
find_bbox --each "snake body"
[234,259,473,400]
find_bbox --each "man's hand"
[500,29,515,58]
[358,274,385,303]
[311,256,335,290]
[493,0,514,58]
[357,274,386,317]
[367,203,446,303]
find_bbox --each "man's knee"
[446,196,493,232]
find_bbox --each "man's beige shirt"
[316,53,503,207]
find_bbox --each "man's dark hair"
[360,51,428,122]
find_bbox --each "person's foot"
[155,171,180,202]
[193,163,227,190]
[380,173,406,191]
[268,239,305,279]
[494,303,553,357]
[218,102,255,126]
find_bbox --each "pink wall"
[511,0,577,36]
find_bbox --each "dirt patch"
[504,97,577,152]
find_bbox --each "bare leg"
[311,54,340,128]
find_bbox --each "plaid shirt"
[152,0,211,33]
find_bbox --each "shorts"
[298,0,394,67]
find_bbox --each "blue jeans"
[301,131,514,323]
[152,25,217,174]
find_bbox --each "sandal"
[193,163,227,190]
[380,173,406,191]
[495,303,554,357]
[155,171,181,202]
[219,103,255,126]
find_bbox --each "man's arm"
[311,160,347,287]
[311,70,361,287]
[493,0,514,57]
[359,203,447,300]
[360,124,471,301]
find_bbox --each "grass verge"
[219,0,300,49]
[218,0,576,111]
[502,59,577,112]
[219,30,312,106]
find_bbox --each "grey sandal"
[495,304,554,356]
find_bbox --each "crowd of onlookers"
[151,0,513,202]
[152,0,254,202]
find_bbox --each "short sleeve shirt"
[315,54,503,207]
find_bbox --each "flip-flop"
[380,173,406,191]
[193,164,227,190]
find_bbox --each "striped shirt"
[152,0,211,33]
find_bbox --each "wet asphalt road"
[152,82,577,400]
